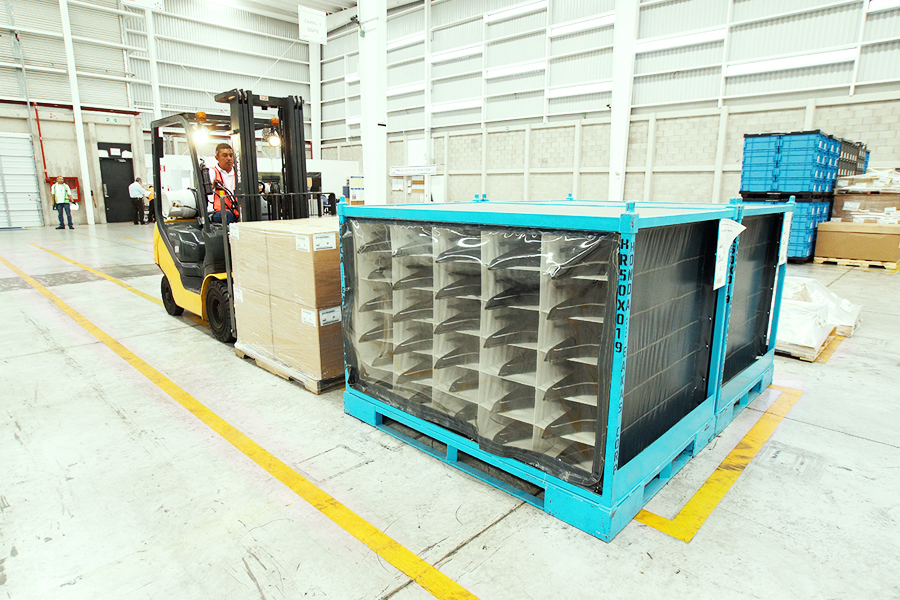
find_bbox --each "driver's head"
[56,176,64,184]
[215,143,234,172]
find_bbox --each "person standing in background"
[50,176,74,230]
[128,177,148,225]
[146,185,156,223]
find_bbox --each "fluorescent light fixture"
[868,0,900,12]
[345,116,361,125]
[429,98,483,113]
[430,44,483,63]
[726,48,857,77]
[548,13,615,37]
[387,82,426,97]
[345,73,360,83]
[484,61,546,80]
[546,80,613,99]
[635,28,727,54]
[484,0,547,23]
[387,32,426,51]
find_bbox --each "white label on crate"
[313,232,337,251]
[714,219,746,290]
[295,234,311,252]
[843,201,861,211]
[230,225,240,240]
[832,218,842,222]
[301,308,316,326]
[233,288,243,303]
[319,306,341,326]
[778,212,793,266]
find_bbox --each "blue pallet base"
[344,388,717,542]
[716,351,776,435]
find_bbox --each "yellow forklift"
[152,89,311,342]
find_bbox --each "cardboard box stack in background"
[230,217,344,384]
[832,169,900,224]
[815,222,900,263]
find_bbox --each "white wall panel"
[432,55,482,79]
[485,32,545,68]
[388,108,425,133]
[388,91,426,112]
[322,100,345,121]
[485,91,543,121]
[346,53,359,74]
[0,0,62,31]
[863,7,900,42]
[638,0,728,39]
[732,0,851,23]
[388,42,425,64]
[432,20,483,53]
[430,106,481,128]
[433,73,482,103]
[635,41,723,75]
[550,27,614,57]
[432,0,527,28]
[322,79,345,101]
[322,58,345,80]
[857,40,900,83]
[388,8,425,40]
[486,71,545,96]
[725,62,853,96]
[549,49,613,86]
[633,66,720,104]
[551,0,615,24]
[486,11,546,41]
[322,121,345,140]
[324,33,357,59]
[388,60,425,87]
[548,91,611,116]
[729,4,862,61]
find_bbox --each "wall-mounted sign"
[298,6,327,45]
[390,165,437,176]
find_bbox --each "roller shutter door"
[0,133,43,228]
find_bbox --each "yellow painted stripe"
[122,236,153,245]
[31,243,205,327]
[634,385,803,543]
[815,335,845,364]
[0,252,479,600]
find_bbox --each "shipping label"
[233,288,243,303]
[295,234,311,252]
[319,306,341,326]
[313,232,337,251]
[778,212,793,266]
[301,308,316,326]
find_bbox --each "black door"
[99,142,134,223]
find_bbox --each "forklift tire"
[160,275,184,316]
[206,279,235,343]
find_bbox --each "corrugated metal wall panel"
[346,80,360,98]
[387,107,425,133]
[433,73,482,103]
[638,0,728,40]
[322,121,345,141]
[130,82,152,104]
[1,0,62,32]
[322,79,344,101]
[725,62,853,96]
[156,16,307,62]
[18,70,72,102]
[732,0,849,23]
[347,96,361,116]
[633,66,720,104]
[388,60,425,87]
[78,75,128,106]
[388,7,425,40]
[0,67,22,98]
[164,0,297,39]
[69,5,119,41]
[155,43,309,82]
[550,27,614,57]
[551,0,615,24]
[635,41,723,75]
[486,11,546,41]
[549,48,613,86]
[432,19,483,53]
[857,40,900,82]
[729,4,862,61]
[485,71,544,95]
[387,91,426,112]
[346,53,359,74]
[432,54,482,79]
[20,36,67,71]
[485,91,543,120]
[73,43,127,77]
[388,42,426,64]
[548,91,611,115]
[863,7,900,42]
[322,58,345,80]
[485,32,545,68]
[430,106,481,128]
[324,33,357,60]
[322,100,345,121]
[432,0,529,28]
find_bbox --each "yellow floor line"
[815,335,845,364]
[31,243,205,327]
[634,385,803,543]
[122,236,153,245]
[0,252,478,600]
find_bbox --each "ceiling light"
[193,125,209,144]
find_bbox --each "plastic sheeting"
[342,218,618,489]
[776,300,832,356]
[723,213,782,384]
[782,276,861,337]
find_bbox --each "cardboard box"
[270,296,344,381]
[229,226,269,295]
[233,287,274,357]
[815,222,900,262]
[832,193,900,224]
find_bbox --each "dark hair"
[215,143,233,155]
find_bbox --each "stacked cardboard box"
[230,218,343,384]
[815,222,900,263]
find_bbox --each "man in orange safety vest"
[208,143,240,224]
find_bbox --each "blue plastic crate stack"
[788,201,831,259]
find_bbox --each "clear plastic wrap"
[782,276,861,337]
[775,300,832,358]
[231,218,343,382]
[342,219,618,488]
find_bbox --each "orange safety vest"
[210,165,240,216]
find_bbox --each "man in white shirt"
[128,177,149,225]
[208,143,239,224]
[51,176,74,230]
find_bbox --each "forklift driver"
[208,143,240,224]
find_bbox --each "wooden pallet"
[836,190,900,195]
[234,342,344,395]
[776,328,837,362]
[813,257,899,271]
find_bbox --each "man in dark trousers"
[128,177,148,225]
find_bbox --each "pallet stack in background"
[740,131,870,261]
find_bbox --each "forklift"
[152,89,311,343]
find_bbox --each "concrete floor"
[1,223,899,600]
